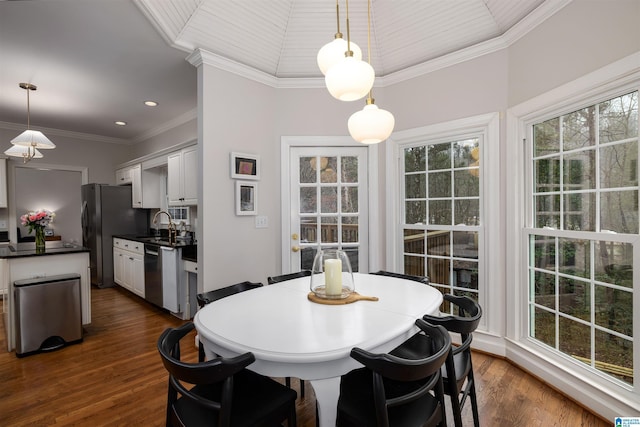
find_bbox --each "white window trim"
[386,112,503,354]
[506,52,640,419]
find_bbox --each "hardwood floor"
[0,286,610,427]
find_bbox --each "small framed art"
[236,181,257,216]
[230,152,260,180]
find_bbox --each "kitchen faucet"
[152,210,177,245]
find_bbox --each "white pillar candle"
[324,258,343,296]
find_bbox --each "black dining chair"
[336,318,451,427]
[157,322,298,427]
[370,270,430,285]
[390,294,482,427]
[266,270,312,398]
[196,281,263,362]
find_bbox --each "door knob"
[292,246,300,252]
[292,233,299,240]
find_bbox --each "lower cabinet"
[113,239,145,298]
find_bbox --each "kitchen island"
[1,241,90,352]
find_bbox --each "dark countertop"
[114,234,197,261]
[0,241,89,259]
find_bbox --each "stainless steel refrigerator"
[81,184,148,288]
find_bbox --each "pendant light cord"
[367,0,374,101]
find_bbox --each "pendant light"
[348,0,394,144]
[5,83,55,163]
[324,0,374,101]
[317,0,362,75]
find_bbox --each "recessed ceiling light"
[144,101,158,107]
[115,121,127,126]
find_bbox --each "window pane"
[558,238,589,278]
[341,187,358,213]
[429,171,451,197]
[320,157,337,183]
[454,199,479,225]
[404,229,424,254]
[300,157,316,183]
[599,92,638,143]
[564,193,595,231]
[563,106,596,151]
[428,143,451,171]
[594,241,633,288]
[559,316,591,360]
[532,235,556,271]
[558,277,590,321]
[594,284,632,336]
[453,259,478,290]
[534,158,561,193]
[405,173,426,199]
[453,139,479,168]
[341,156,358,183]
[300,187,316,213]
[564,152,595,190]
[534,271,555,309]
[534,117,560,157]
[427,256,450,286]
[404,255,425,276]
[600,142,638,189]
[405,146,426,173]
[595,330,633,384]
[427,231,450,256]
[532,306,555,348]
[534,195,560,228]
[342,217,358,243]
[454,170,479,197]
[405,201,426,224]
[429,200,452,225]
[600,190,639,234]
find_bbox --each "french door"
[284,145,369,273]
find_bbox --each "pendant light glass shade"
[348,101,395,144]
[317,37,362,75]
[325,56,375,101]
[11,129,56,149]
[4,144,43,160]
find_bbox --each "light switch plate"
[0,220,7,229]
[255,216,268,229]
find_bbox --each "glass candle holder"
[310,249,355,299]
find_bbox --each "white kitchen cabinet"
[113,238,145,298]
[115,166,132,185]
[0,158,7,207]
[130,164,143,208]
[168,145,197,206]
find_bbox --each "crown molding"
[0,121,129,145]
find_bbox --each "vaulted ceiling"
[0,0,567,143]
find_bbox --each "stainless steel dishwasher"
[144,243,180,312]
[144,243,163,308]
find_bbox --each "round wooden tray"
[307,291,379,305]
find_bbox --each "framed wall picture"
[235,181,257,216]
[230,152,260,180]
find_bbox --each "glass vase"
[35,227,46,253]
[310,249,354,299]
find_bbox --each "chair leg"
[468,373,480,427]
[444,357,464,427]
[286,377,291,388]
[300,379,305,398]
[198,342,205,362]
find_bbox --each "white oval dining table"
[194,272,443,427]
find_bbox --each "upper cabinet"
[168,146,197,206]
[0,158,7,208]
[116,163,161,209]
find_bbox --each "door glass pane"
[342,217,358,243]
[300,187,316,214]
[300,157,316,183]
[341,156,358,182]
[320,157,337,183]
[320,187,337,213]
[321,217,338,243]
[300,218,317,243]
[341,187,358,213]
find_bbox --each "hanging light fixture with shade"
[316,0,362,75]
[348,0,395,144]
[5,83,55,163]
[324,0,374,102]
